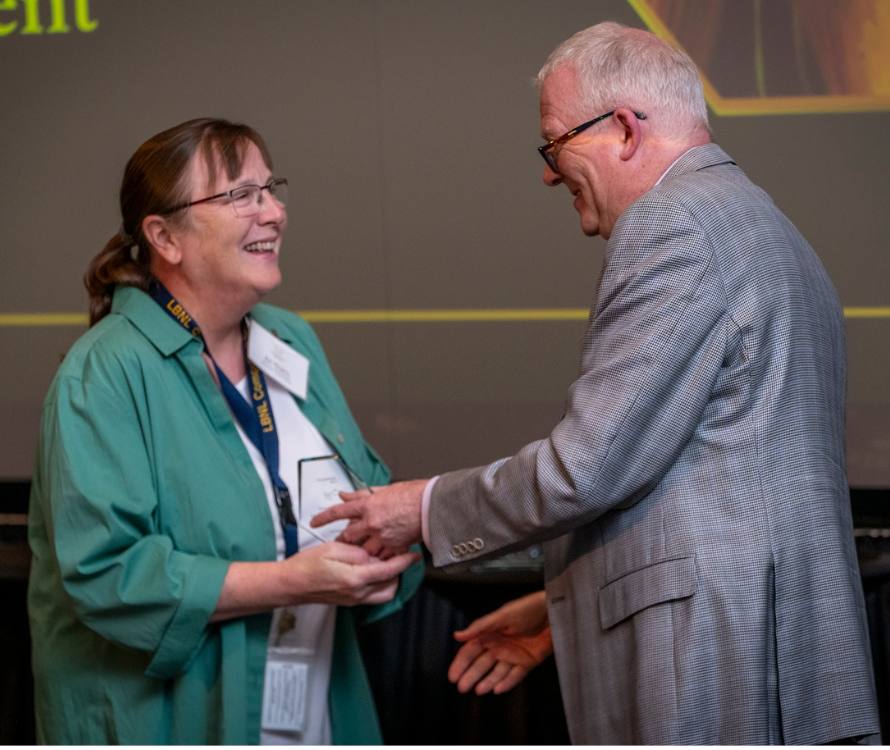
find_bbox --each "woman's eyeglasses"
[165,177,288,217]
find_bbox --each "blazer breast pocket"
[598,555,696,630]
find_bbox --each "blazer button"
[337,433,345,444]
[472,538,484,550]
[451,544,462,557]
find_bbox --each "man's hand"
[309,478,428,558]
[448,591,553,695]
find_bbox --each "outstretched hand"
[448,591,553,695]
[310,479,428,558]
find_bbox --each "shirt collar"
[111,285,201,357]
[654,149,693,186]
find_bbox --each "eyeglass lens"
[231,180,288,217]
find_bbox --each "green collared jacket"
[28,285,422,744]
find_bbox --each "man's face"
[539,66,616,238]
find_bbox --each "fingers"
[359,537,410,559]
[318,540,372,564]
[358,577,399,605]
[328,551,418,601]
[448,634,539,697]
[335,519,371,545]
[340,550,418,605]
[319,543,417,581]
[339,488,377,502]
[362,536,385,559]
[492,665,529,695]
[360,551,420,583]
[453,609,503,642]
[310,500,365,529]
[456,648,497,694]
[376,543,410,561]
[448,639,485,684]
[473,659,513,695]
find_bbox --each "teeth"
[244,241,275,253]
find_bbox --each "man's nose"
[543,164,562,186]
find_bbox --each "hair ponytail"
[83,232,152,326]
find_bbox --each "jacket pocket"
[598,555,696,630]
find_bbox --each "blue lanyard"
[148,280,300,556]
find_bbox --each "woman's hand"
[448,590,553,695]
[212,542,419,621]
[281,541,418,606]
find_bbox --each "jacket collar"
[660,143,736,183]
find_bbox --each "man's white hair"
[537,21,710,138]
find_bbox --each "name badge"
[248,320,309,400]
[262,647,312,733]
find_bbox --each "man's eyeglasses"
[166,177,288,217]
[538,111,646,174]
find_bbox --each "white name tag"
[248,320,309,400]
[298,455,355,545]
[262,650,310,733]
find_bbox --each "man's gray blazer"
[428,144,880,744]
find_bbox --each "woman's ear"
[142,214,183,265]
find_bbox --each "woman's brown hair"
[84,118,272,325]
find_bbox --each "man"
[313,21,880,744]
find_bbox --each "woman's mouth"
[243,241,277,255]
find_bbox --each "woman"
[27,118,422,744]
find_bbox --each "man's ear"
[614,108,643,161]
[142,215,183,265]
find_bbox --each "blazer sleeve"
[37,373,230,679]
[428,197,731,566]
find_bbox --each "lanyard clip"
[275,485,297,526]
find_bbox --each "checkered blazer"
[429,144,880,744]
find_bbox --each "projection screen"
[1,0,887,491]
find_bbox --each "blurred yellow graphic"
[630,0,890,114]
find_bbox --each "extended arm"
[312,203,728,563]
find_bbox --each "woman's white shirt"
[232,375,338,745]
